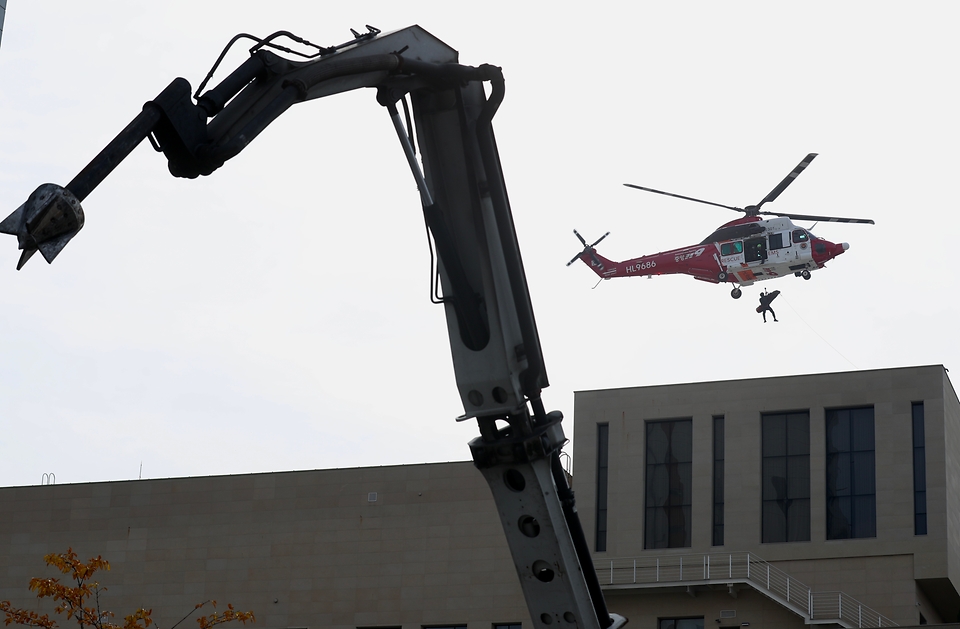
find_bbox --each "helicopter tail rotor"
[566,229,610,269]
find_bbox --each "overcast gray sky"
[1,2,957,487]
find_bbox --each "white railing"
[596,552,897,628]
[812,591,894,628]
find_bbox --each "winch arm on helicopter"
[0,25,625,629]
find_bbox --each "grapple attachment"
[0,184,85,270]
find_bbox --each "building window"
[713,415,724,546]
[596,423,609,552]
[645,419,692,549]
[913,402,927,536]
[762,411,810,543]
[658,618,704,629]
[826,406,876,539]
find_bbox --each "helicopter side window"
[769,232,787,250]
[793,229,809,243]
[720,241,743,256]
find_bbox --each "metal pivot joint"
[469,410,625,629]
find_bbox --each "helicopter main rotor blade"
[761,210,875,225]
[623,183,742,212]
[754,153,818,211]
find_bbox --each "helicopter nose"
[813,239,847,264]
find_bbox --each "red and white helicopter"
[568,153,874,299]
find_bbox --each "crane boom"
[0,25,625,629]
[0,1,6,50]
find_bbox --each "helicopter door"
[766,231,791,261]
[744,237,767,264]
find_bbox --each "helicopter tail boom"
[575,249,619,278]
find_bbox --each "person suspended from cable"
[756,289,780,323]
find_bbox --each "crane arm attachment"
[0,25,625,629]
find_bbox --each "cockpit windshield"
[792,229,809,243]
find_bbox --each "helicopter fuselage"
[580,216,849,289]
[576,153,872,298]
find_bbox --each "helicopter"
[567,153,874,299]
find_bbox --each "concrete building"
[573,364,960,628]
[1,364,958,629]
[0,462,528,629]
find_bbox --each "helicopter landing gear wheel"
[801,270,811,280]
[731,287,742,299]
[718,271,728,282]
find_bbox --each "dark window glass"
[913,402,927,535]
[645,419,693,549]
[658,619,704,629]
[596,423,609,551]
[826,407,876,539]
[744,237,767,262]
[713,416,724,546]
[762,411,810,543]
[792,229,808,243]
[769,233,785,249]
[494,624,522,629]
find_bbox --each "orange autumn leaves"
[0,549,254,629]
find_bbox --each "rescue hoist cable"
[777,293,859,369]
